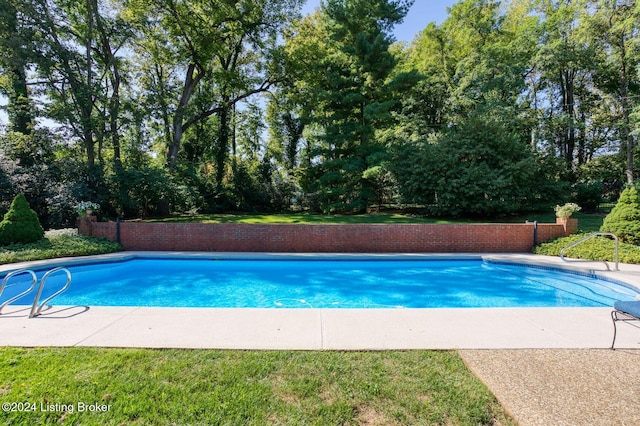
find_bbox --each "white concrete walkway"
[0,305,638,349]
[0,253,639,350]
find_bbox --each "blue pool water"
[2,259,638,308]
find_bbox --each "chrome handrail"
[29,267,72,318]
[0,269,38,314]
[560,232,619,271]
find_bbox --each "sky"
[302,0,459,43]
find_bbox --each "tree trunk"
[3,2,33,134]
[619,36,634,184]
[166,63,202,170]
[8,64,33,135]
[215,100,231,192]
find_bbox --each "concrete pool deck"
[1,305,639,350]
[0,252,638,350]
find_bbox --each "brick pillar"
[556,217,578,236]
[77,215,97,236]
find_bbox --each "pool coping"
[1,252,639,350]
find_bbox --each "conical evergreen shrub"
[600,186,640,245]
[0,194,44,245]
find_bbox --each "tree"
[586,0,640,184]
[12,0,132,173]
[289,0,413,212]
[532,0,606,173]
[0,193,44,245]
[0,0,35,134]
[601,185,640,244]
[392,102,561,216]
[125,0,303,186]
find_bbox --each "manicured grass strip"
[503,212,604,233]
[0,230,122,265]
[0,348,514,425]
[143,211,604,230]
[143,212,472,224]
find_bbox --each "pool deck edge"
[1,305,638,350]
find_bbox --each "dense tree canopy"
[0,0,639,226]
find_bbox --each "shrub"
[534,233,640,264]
[554,203,581,219]
[390,103,566,217]
[0,193,45,245]
[573,182,603,211]
[109,166,176,218]
[0,229,122,264]
[600,186,640,245]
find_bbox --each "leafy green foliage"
[392,103,563,216]
[0,229,122,264]
[109,166,176,219]
[290,0,413,213]
[573,182,604,211]
[0,193,44,245]
[534,232,640,264]
[600,186,640,244]
[1,0,638,219]
[554,202,581,219]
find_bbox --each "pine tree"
[600,186,640,244]
[0,194,44,245]
[302,0,412,212]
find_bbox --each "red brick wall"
[86,220,570,253]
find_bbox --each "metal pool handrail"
[0,269,38,314]
[560,232,619,271]
[29,267,72,318]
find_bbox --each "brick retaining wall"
[78,218,574,253]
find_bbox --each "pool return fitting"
[0,267,72,317]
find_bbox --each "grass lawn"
[508,211,604,233]
[143,212,473,224]
[144,210,605,231]
[0,348,514,425]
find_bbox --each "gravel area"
[459,349,640,426]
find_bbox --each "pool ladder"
[0,267,72,317]
[560,232,619,271]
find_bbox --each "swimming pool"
[2,257,638,308]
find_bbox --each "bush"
[554,202,581,219]
[390,103,566,217]
[534,233,640,264]
[109,166,176,218]
[0,229,122,264]
[0,193,44,246]
[573,182,604,211]
[600,186,640,245]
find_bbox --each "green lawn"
[507,211,604,233]
[0,348,514,425]
[143,212,473,224]
[144,210,605,231]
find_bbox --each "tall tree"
[0,0,34,134]
[290,0,413,212]
[17,0,128,171]
[91,0,132,168]
[534,0,599,171]
[125,0,303,189]
[586,0,640,184]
